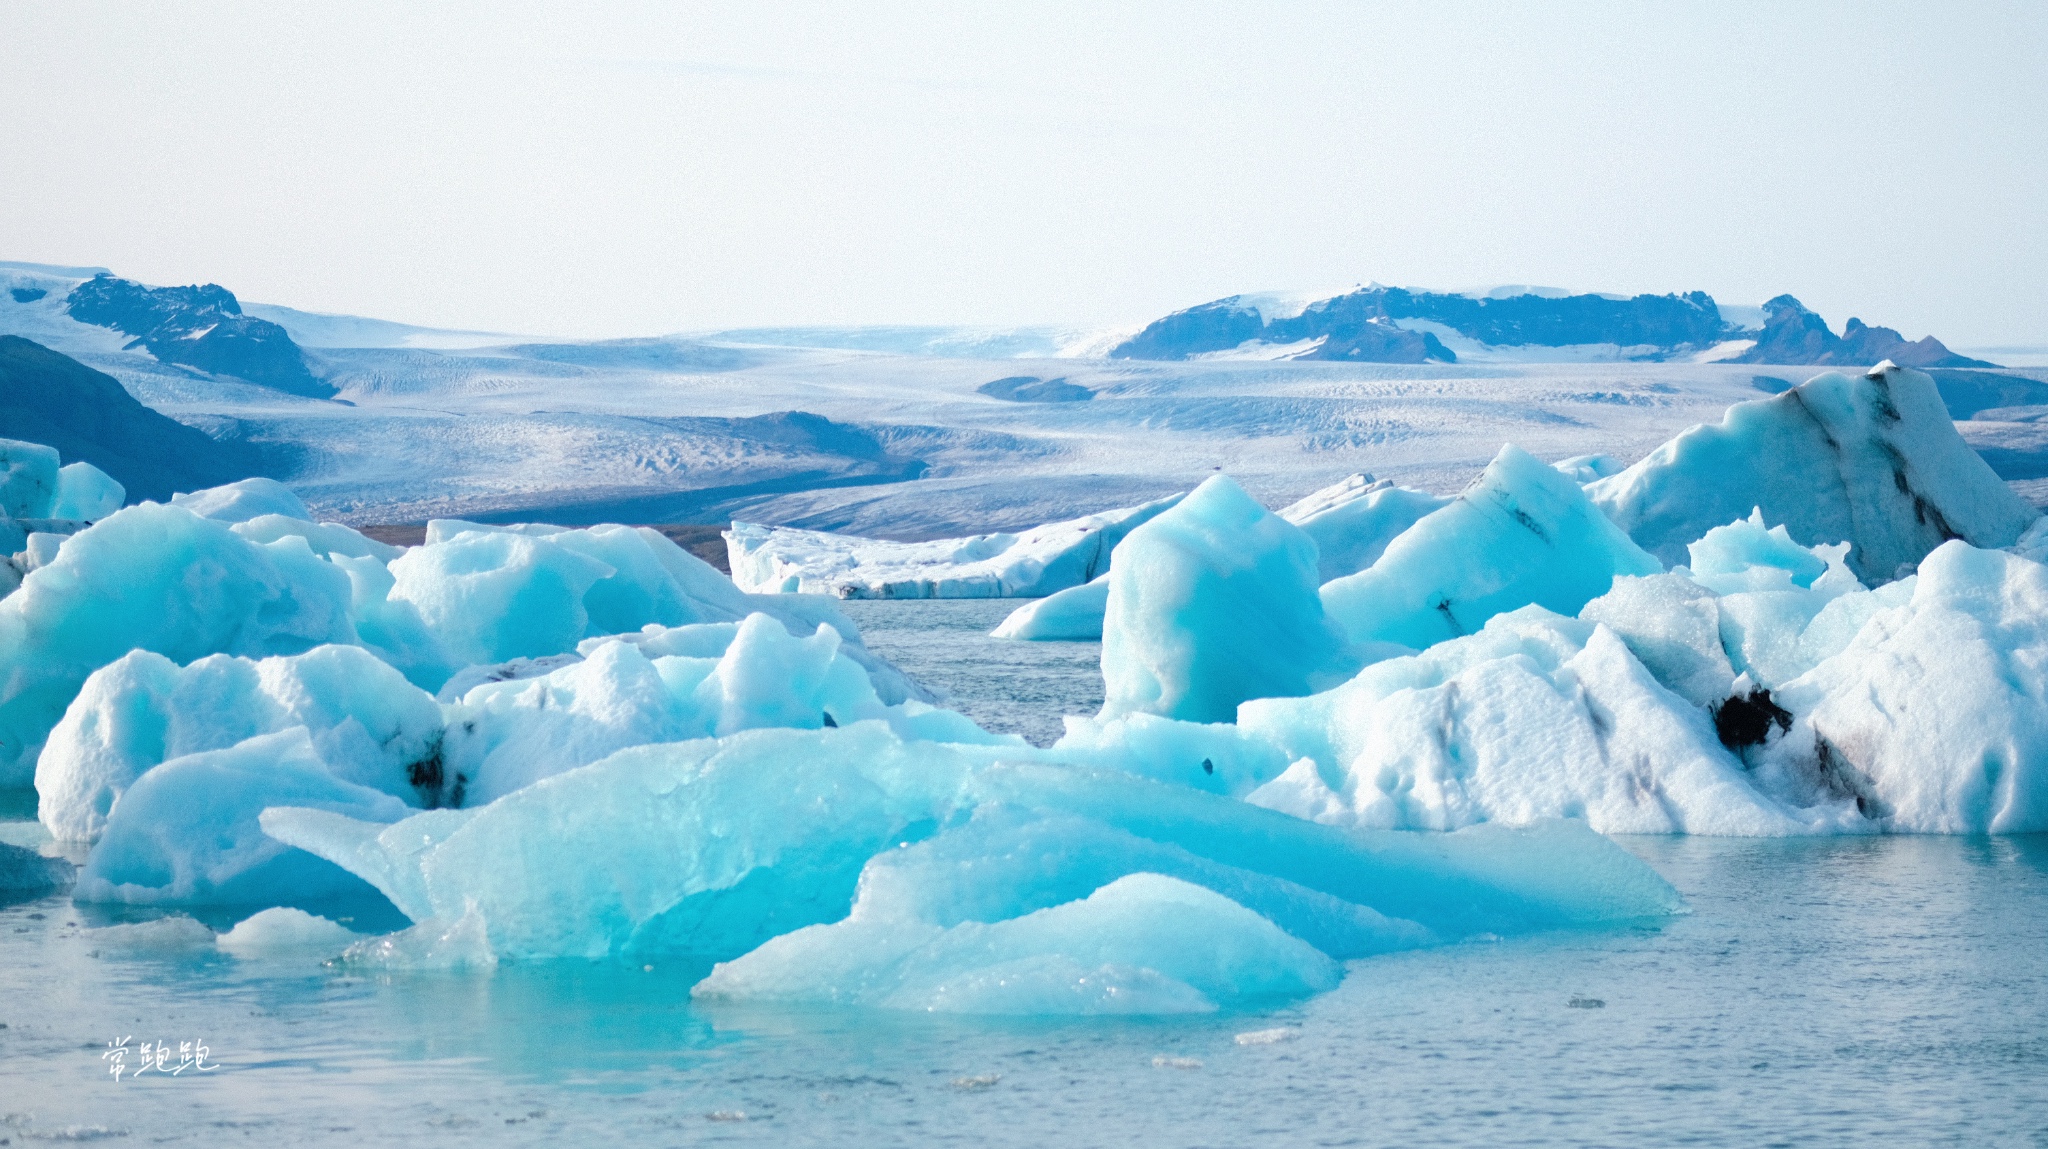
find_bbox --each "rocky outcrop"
[65,274,332,397]
[1733,296,1992,369]
[1114,285,1996,367]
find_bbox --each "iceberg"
[993,475,1446,642]
[169,476,312,523]
[1321,444,1662,650]
[441,613,1005,806]
[0,437,60,519]
[52,461,124,521]
[1750,541,2048,832]
[1239,606,1855,835]
[76,727,408,906]
[1098,475,1354,723]
[0,503,357,786]
[1589,363,2040,582]
[1276,473,1448,582]
[36,644,445,843]
[217,906,361,958]
[991,574,1108,640]
[693,872,1341,1014]
[264,723,1682,970]
[724,494,1183,598]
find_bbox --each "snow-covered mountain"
[1109,284,1995,368]
[2,259,2041,533]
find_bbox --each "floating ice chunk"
[231,514,402,561]
[1755,541,2048,832]
[1589,363,2040,583]
[37,645,444,843]
[694,873,1341,1014]
[1277,474,1448,582]
[51,461,123,521]
[0,840,72,895]
[0,437,59,519]
[1321,445,1662,651]
[443,614,1004,805]
[389,527,614,667]
[724,494,1183,598]
[1100,475,1353,723]
[388,521,849,696]
[83,914,216,954]
[339,902,496,970]
[171,477,311,524]
[0,505,358,786]
[217,907,360,958]
[267,724,989,958]
[267,724,1680,963]
[76,727,409,906]
[992,575,1108,640]
[1241,608,1852,834]
[842,803,1435,960]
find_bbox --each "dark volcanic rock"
[1735,295,1993,368]
[65,274,334,397]
[976,376,1094,403]
[1114,284,1989,368]
[1113,286,1724,362]
[0,336,267,502]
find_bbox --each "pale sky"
[3,1,2043,346]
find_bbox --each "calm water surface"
[3,600,2045,1146]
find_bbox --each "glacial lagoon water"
[4,598,2048,1146]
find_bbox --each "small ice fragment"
[706,1110,749,1122]
[1567,996,1606,1009]
[1151,1056,1203,1070]
[950,1073,1001,1090]
[83,915,215,955]
[1233,1027,1299,1046]
[217,907,359,958]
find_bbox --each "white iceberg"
[1588,363,2040,582]
[217,906,361,958]
[724,494,1183,598]
[1239,606,1855,835]
[1751,541,2048,833]
[1276,473,1448,583]
[169,477,312,523]
[1099,475,1353,723]
[991,574,1109,640]
[36,644,445,844]
[1321,444,1662,651]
